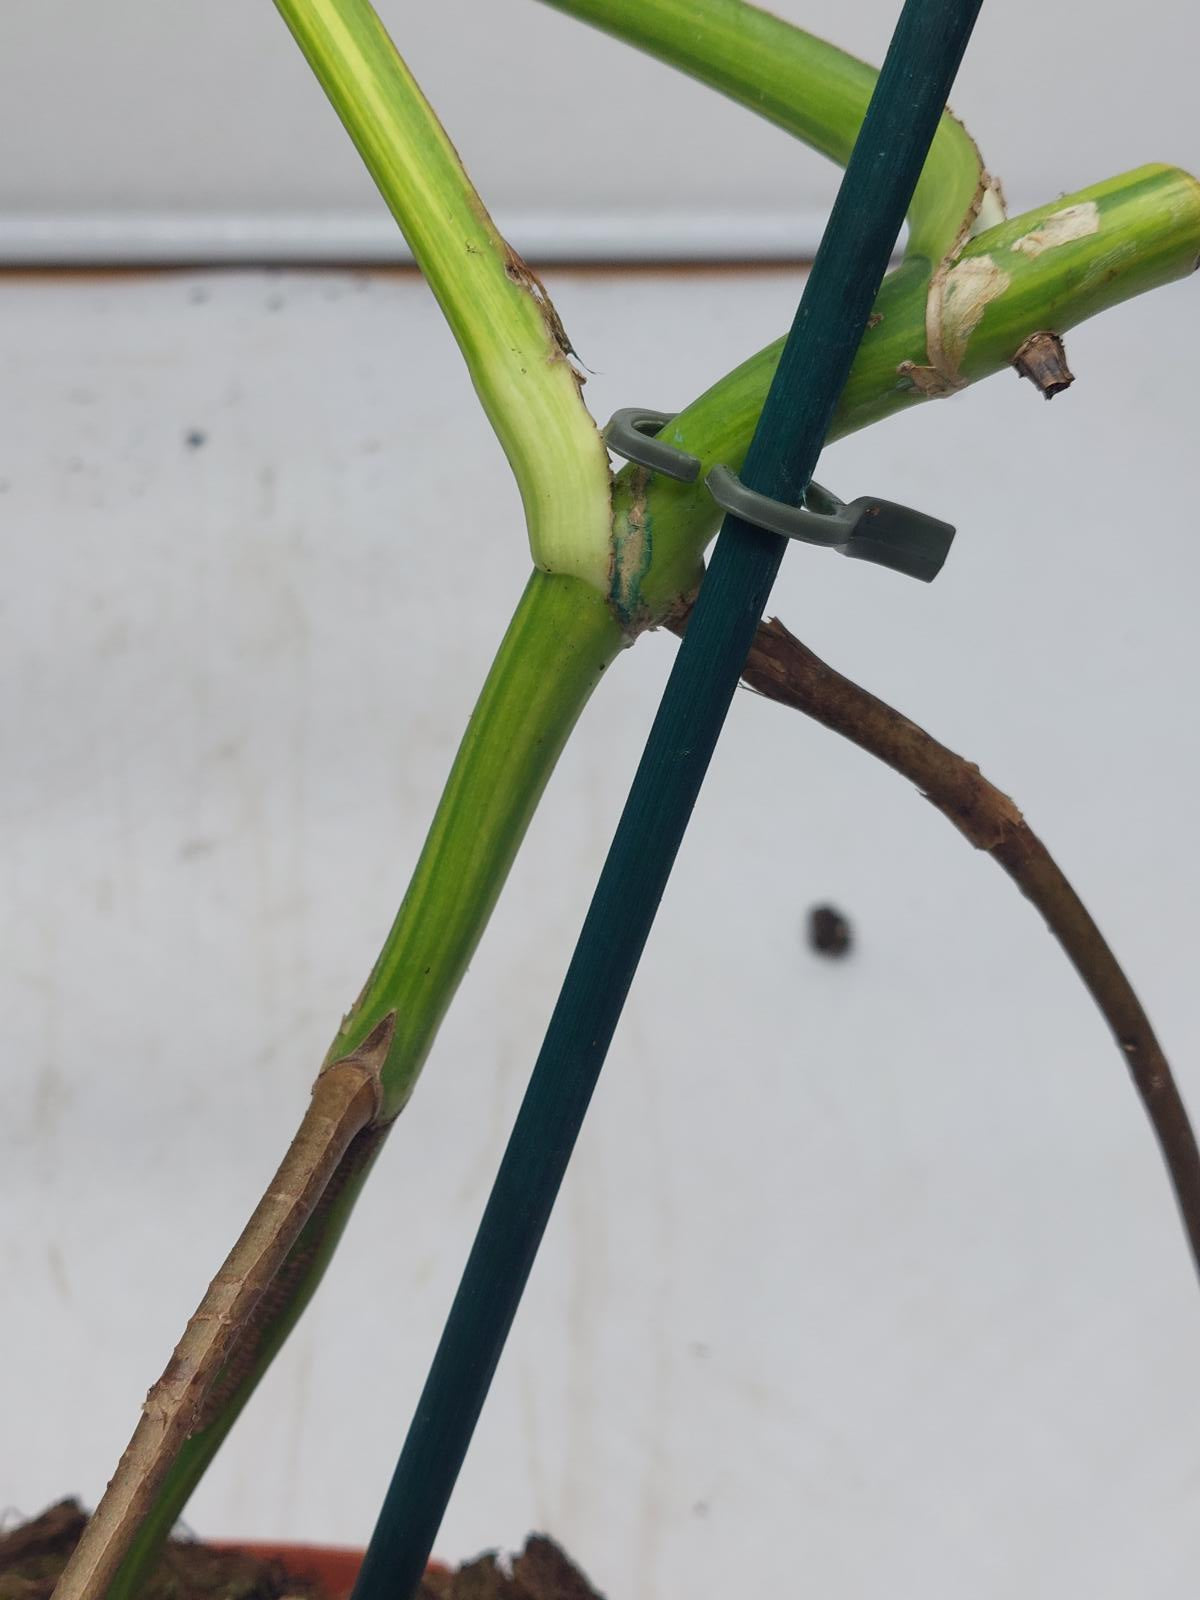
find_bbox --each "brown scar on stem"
[896,162,1009,396]
[899,254,1014,395]
[608,465,653,629]
[503,243,586,378]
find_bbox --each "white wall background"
[0,0,1198,259]
[3,257,1200,1597]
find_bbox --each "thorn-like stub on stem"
[897,357,962,397]
[1012,330,1075,398]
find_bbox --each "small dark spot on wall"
[188,285,210,305]
[185,428,207,450]
[178,837,217,861]
[807,904,853,958]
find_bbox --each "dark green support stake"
[352,3,984,1595]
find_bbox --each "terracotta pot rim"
[210,1540,365,1600]
[211,1539,445,1599]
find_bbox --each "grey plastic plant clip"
[603,408,701,484]
[706,465,954,583]
[603,407,955,583]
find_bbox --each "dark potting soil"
[0,1501,328,1600]
[425,1536,604,1600]
[0,1501,604,1600]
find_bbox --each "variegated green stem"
[538,0,1000,263]
[622,165,1200,621]
[329,573,624,1116]
[272,0,613,589]
[74,573,623,1600]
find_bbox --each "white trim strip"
[0,209,830,266]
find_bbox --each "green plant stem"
[272,0,612,588]
[624,164,1200,619]
[328,572,624,1116]
[538,0,996,262]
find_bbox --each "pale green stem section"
[622,165,1200,619]
[272,0,613,588]
[538,0,995,262]
[329,572,623,1116]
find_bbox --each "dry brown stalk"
[51,1016,395,1600]
[667,604,1200,1278]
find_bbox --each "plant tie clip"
[351,4,983,1596]
[604,406,955,582]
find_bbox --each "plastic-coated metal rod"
[352,3,983,1594]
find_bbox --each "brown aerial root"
[667,603,1200,1280]
[51,1015,395,1600]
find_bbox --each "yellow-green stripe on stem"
[273,0,614,590]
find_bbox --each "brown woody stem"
[51,1017,394,1600]
[667,604,1200,1278]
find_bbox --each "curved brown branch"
[667,604,1200,1279]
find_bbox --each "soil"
[0,1502,604,1600]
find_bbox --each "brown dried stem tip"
[1012,330,1075,397]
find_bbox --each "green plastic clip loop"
[603,407,955,583]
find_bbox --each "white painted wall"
[1,1,1198,260]
[3,262,1200,1596]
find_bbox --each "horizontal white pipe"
[0,209,835,266]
